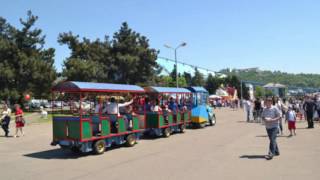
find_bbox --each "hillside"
[219,68,320,88]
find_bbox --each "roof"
[52,81,145,93]
[187,86,208,93]
[263,83,286,88]
[145,86,191,93]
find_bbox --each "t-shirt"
[103,100,133,115]
[261,106,280,129]
[254,100,262,110]
[243,100,251,111]
[168,102,178,112]
[286,110,296,122]
[152,105,162,112]
[1,108,11,120]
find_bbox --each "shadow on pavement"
[256,135,288,138]
[24,149,91,160]
[237,121,247,123]
[140,135,162,141]
[24,145,128,160]
[0,135,14,138]
[240,155,266,159]
[296,127,308,130]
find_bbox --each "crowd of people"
[211,99,240,110]
[243,95,319,160]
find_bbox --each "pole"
[175,48,178,88]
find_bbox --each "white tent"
[216,88,229,97]
[209,95,222,99]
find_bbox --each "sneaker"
[265,155,273,160]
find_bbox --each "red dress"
[15,109,24,128]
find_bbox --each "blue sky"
[1,0,320,74]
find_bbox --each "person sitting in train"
[103,97,134,133]
[168,97,178,114]
[144,97,152,112]
[123,105,136,131]
[152,99,162,112]
[163,104,171,124]
[94,100,102,114]
[181,104,188,111]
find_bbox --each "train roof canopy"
[188,86,208,93]
[52,81,145,93]
[145,86,191,94]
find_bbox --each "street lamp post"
[164,42,187,88]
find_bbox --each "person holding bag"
[14,104,25,138]
[1,104,11,137]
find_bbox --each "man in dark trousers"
[1,104,11,137]
[254,98,262,123]
[261,98,281,160]
[303,96,316,129]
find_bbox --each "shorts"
[16,121,24,128]
[288,121,296,130]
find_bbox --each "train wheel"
[210,115,216,126]
[163,128,171,138]
[199,123,206,128]
[93,140,106,155]
[125,134,136,147]
[179,124,186,133]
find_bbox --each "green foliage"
[60,22,159,85]
[156,75,187,87]
[170,65,177,82]
[220,68,320,88]
[254,86,265,98]
[205,73,221,94]
[183,72,192,86]
[0,11,56,103]
[265,89,274,97]
[191,68,205,86]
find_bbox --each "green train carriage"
[51,81,145,154]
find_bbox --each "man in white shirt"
[1,104,11,137]
[103,97,133,115]
[103,97,134,133]
[243,98,252,122]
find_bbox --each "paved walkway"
[0,108,319,180]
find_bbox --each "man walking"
[243,98,252,122]
[261,98,281,160]
[303,96,316,129]
[1,104,11,137]
[254,98,262,123]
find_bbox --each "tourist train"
[51,81,216,154]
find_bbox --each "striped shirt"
[261,106,280,129]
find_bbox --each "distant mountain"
[219,68,320,88]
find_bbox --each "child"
[162,105,171,124]
[14,104,25,138]
[285,106,297,136]
[152,99,162,112]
